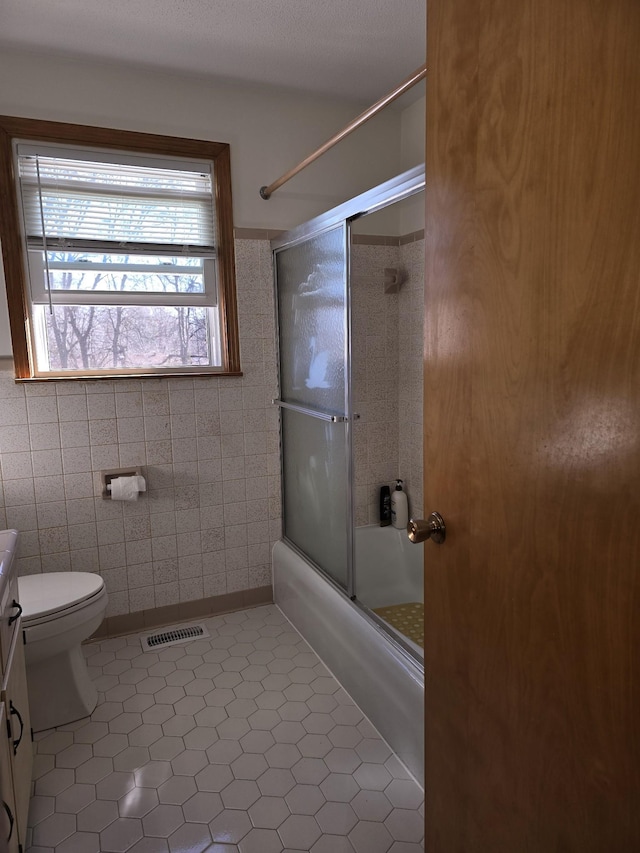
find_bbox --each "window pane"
[43,252,206,294]
[36,304,219,371]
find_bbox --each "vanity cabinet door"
[0,703,20,853]
[0,574,19,676]
[1,621,32,850]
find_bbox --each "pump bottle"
[391,479,408,529]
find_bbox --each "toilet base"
[27,645,98,732]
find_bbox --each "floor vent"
[140,623,210,651]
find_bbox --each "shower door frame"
[272,164,426,661]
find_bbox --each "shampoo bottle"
[391,479,408,529]
[379,485,391,526]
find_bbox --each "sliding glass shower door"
[274,224,351,591]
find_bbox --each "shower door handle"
[272,399,359,423]
[407,512,446,544]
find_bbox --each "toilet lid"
[18,572,105,622]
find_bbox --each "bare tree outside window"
[42,253,212,370]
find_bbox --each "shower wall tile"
[0,238,280,618]
[351,238,424,526]
[398,238,424,522]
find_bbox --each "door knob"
[407,512,446,544]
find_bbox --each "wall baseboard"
[89,585,273,641]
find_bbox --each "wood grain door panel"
[424,0,640,849]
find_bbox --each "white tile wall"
[398,238,424,522]
[0,235,424,619]
[0,239,282,619]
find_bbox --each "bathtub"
[355,523,424,608]
[273,525,425,786]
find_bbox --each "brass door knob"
[407,512,446,544]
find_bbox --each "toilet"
[18,572,108,732]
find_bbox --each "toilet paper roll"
[109,475,145,501]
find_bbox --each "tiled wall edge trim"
[353,230,425,246]
[234,227,284,241]
[90,584,274,640]
[398,229,425,245]
[235,228,425,244]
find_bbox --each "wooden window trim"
[0,115,241,379]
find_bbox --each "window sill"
[13,369,243,382]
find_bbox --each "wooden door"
[423,0,640,850]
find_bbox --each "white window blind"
[17,144,217,256]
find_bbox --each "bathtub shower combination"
[271,167,426,784]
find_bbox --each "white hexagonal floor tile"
[27,605,425,853]
[209,808,252,844]
[27,794,55,827]
[291,758,330,786]
[55,828,102,853]
[320,773,360,804]
[384,779,424,811]
[55,783,96,814]
[207,739,243,765]
[384,808,425,843]
[285,784,326,816]
[96,771,135,802]
[37,731,74,755]
[162,714,196,737]
[315,801,358,835]
[35,768,76,797]
[149,736,185,761]
[351,789,393,822]
[195,763,234,793]
[109,712,143,734]
[77,798,119,833]
[349,820,394,853]
[99,816,144,853]
[113,746,152,773]
[220,779,261,810]
[32,812,76,847]
[182,790,224,823]
[157,775,198,806]
[134,760,173,789]
[256,768,297,797]
[264,743,301,769]
[167,821,212,853]
[278,813,322,850]
[118,786,159,819]
[247,795,290,829]
[311,835,357,853]
[141,803,185,838]
[239,826,283,853]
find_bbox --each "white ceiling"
[0,0,426,103]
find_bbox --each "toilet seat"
[18,572,106,627]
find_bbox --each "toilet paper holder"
[101,467,146,500]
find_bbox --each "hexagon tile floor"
[27,604,425,853]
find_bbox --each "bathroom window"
[0,117,240,379]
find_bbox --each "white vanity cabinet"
[0,703,20,853]
[0,531,33,853]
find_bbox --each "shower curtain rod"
[259,62,427,200]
